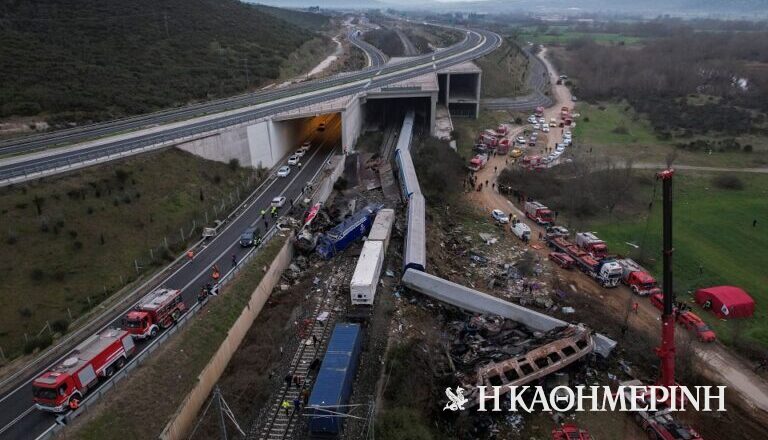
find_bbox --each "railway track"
[249,259,354,440]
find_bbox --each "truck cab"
[123,310,159,339]
[626,271,661,296]
[32,373,77,413]
[123,288,185,339]
[596,260,622,287]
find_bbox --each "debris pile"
[445,314,595,407]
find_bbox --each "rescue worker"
[231,254,238,267]
[211,264,220,282]
[282,400,292,416]
[187,250,194,261]
[260,209,266,217]
[271,206,278,218]
[293,397,301,414]
[69,398,79,411]
[632,302,639,314]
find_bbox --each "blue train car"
[404,193,426,272]
[308,323,363,437]
[316,204,382,259]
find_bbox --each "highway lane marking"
[1,28,493,177]
[0,145,335,438]
[180,145,335,295]
[0,405,34,436]
[0,140,325,409]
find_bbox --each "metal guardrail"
[0,30,501,187]
[29,152,336,440]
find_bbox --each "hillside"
[0,0,330,127]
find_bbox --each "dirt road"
[465,46,768,419]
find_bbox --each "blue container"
[316,204,382,259]
[307,323,363,437]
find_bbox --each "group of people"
[281,373,312,416]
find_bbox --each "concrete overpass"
[0,28,499,187]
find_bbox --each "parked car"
[556,145,566,153]
[277,166,291,178]
[239,228,261,247]
[538,117,546,124]
[271,196,286,208]
[571,96,578,102]
[545,225,569,239]
[511,221,531,241]
[559,74,568,80]
[516,136,526,144]
[510,148,523,158]
[549,252,575,269]
[542,126,550,133]
[564,130,572,137]
[296,144,310,157]
[288,154,300,166]
[491,209,509,224]
[533,123,540,130]
[527,115,538,124]
[317,122,326,131]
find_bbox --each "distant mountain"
[248,0,387,10]
[0,0,330,125]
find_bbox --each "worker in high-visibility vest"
[260,209,265,217]
[212,264,220,282]
[69,398,79,410]
[271,206,278,218]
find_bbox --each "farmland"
[591,172,768,346]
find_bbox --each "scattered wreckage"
[445,315,596,408]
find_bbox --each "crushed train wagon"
[695,285,755,319]
[367,208,395,252]
[315,204,383,259]
[307,323,363,437]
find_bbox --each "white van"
[511,221,531,241]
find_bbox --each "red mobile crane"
[621,169,703,440]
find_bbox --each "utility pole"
[163,13,170,38]
[215,386,228,440]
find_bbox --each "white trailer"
[368,208,395,252]
[350,240,384,306]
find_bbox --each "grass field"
[516,27,645,45]
[0,149,258,358]
[63,236,288,440]
[574,102,768,167]
[475,38,529,98]
[590,172,768,347]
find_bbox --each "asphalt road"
[0,116,342,440]
[0,29,501,184]
[348,30,387,67]
[0,25,502,439]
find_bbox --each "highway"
[347,29,388,67]
[0,25,501,440]
[0,116,342,440]
[0,28,501,184]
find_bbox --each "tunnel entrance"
[363,97,433,137]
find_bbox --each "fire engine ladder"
[249,264,349,440]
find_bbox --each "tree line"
[0,0,328,127]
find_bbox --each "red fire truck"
[122,288,186,339]
[32,329,136,412]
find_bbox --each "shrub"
[228,158,240,171]
[743,145,753,153]
[18,307,33,318]
[115,168,131,183]
[23,334,53,354]
[73,241,84,250]
[30,268,45,282]
[712,175,744,190]
[612,125,629,135]
[51,319,70,333]
[6,232,18,245]
[68,230,78,239]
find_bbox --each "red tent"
[695,286,755,319]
